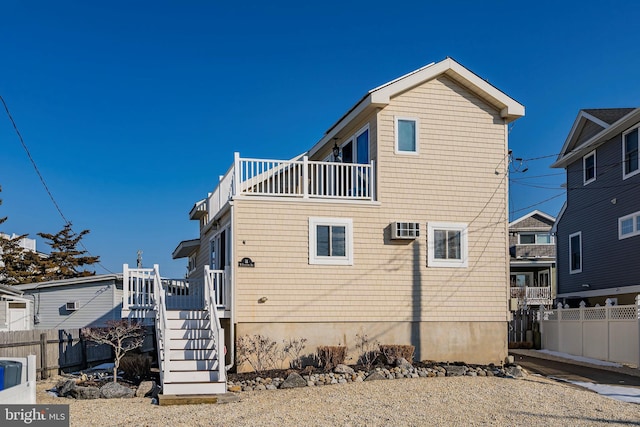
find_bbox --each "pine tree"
[0,185,46,285]
[37,223,99,280]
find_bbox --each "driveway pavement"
[510,349,640,388]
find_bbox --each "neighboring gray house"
[551,108,640,306]
[509,210,555,309]
[13,275,124,329]
[0,284,33,331]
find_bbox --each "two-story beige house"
[174,57,525,371]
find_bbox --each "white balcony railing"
[511,286,552,307]
[205,153,375,221]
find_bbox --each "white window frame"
[619,210,640,239]
[309,217,353,265]
[569,231,582,274]
[622,125,640,180]
[518,232,554,245]
[324,124,370,163]
[427,222,468,268]
[395,116,419,155]
[583,150,596,185]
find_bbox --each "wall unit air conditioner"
[66,301,80,311]
[392,222,420,240]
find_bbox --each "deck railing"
[205,153,375,222]
[510,286,552,307]
[122,264,228,315]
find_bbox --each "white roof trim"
[370,58,524,120]
[550,202,566,234]
[552,108,640,169]
[555,111,609,164]
[308,57,524,157]
[509,209,556,227]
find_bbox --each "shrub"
[379,345,415,364]
[236,334,285,372]
[119,353,151,381]
[355,331,380,371]
[283,338,307,369]
[317,346,346,371]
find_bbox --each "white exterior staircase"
[162,309,226,395]
[123,264,227,396]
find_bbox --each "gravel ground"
[37,375,640,427]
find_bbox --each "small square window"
[428,222,468,268]
[309,217,353,265]
[395,117,419,154]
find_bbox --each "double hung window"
[623,127,639,179]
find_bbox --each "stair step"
[168,339,216,350]
[166,310,208,320]
[164,370,222,383]
[166,329,213,340]
[167,318,211,329]
[167,360,219,371]
[169,349,218,360]
[162,381,227,395]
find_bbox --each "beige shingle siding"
[225,74,508,326]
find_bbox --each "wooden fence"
[0,327,155,379]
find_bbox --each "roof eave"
[552,108,640,169]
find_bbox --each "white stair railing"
[205,266,226,382]
[152,264,169,386]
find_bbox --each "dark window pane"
[447,231,461,259]
[317,225,330,256]
[332,226,346,256]
[398,120,416,152]
[584,154,595,181]
[356,129,369,164]
[570,234,581,270]
[434,230,446,259]
[625,129,638,174]
[520,234,535,244]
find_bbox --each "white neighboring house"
[0,284,33,331]
[0,233,37,331]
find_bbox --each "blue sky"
[1,1,638,278]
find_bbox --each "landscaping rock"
[56,379,77,397]
[504,365,526,379]
[334,364,355,375]
[69,386,101,400]
[395,358,413,371]
[280,372,307,389]
[228,385,242,393]
[445,365,467,377]
[364,371,386,382]
[100,382,135,399]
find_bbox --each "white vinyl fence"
[541,296,640,366]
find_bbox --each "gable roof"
[308,57,525,157]
[509,210,556,228]
[582,108,635,125]
[552,107,640,169]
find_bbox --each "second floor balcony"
[511,286,553,308]
[193,153,376,222]
[512,244,556,259]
